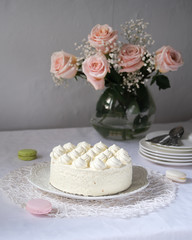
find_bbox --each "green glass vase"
[91,84,156,140]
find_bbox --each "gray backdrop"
[0,0,191,131]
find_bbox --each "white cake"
[49,141,132,196]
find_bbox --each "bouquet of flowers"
[50,19,183,140]
[50,19,183,91]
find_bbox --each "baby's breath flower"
[120,19,154,48]
[52,74,64,86]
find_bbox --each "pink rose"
[88,24,118,54]
[118,44,145,73]
[50,51,77,79]
[82,54,110,90]
[155,46,183,73]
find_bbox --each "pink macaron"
[26,199,52,215]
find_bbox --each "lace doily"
[0,162,177,218]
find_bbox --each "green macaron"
[18,149,37,161]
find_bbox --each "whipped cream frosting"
[50,145,66,159]
[86,149,97,158]
[50,142,131,170]
[75,146,86,156]
[80,153,91,163]
[72,157,87,169]
[90,158,106,170]
[63,142,75,152]
[108,144,120,154]
[94,141,107,151]
[116,148,131,164]
[103,149,113,159]
[106,156,122,168]
[92,146,102,155]
[77,141,91,151]
[59,154,72,164]
[68,149,80,160]
[95,152,107,163]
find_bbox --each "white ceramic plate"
[27,163,149,200]
[139,150,192,166]
[139,148,192,163]
[140,139,192,155]
[140,146,192,160]
[146,131,192,150]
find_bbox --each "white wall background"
[0,0,191,131]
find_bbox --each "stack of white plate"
[139,130,192,166]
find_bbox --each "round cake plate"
[140,147,192,161]
[139,150,192,166]
[27,163,149,200]
[140,139,192,155]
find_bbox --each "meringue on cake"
[49,141,132,196]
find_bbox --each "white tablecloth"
[0,120,192,240]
